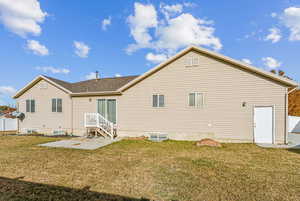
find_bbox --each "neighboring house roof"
[13,75,138,98]
[13,45,298,99]
[119,45,298,92]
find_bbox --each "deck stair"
[84,113,116,139]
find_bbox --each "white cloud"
[146,52,168,63]
[262,57,281,69]
[160,3,183,19]
[85,72,97,80]
[0,0,47,37]
[102,16,111,30]
[26,40,49,56]
[265,28,281,43]
[126,2,158,53]
[0,86,16,96]
[155,13,221,53]
[73,41,90,58]
[281,7,300,41]
[241,58,252,65]
[36,66,70,74]
[271,12,277,18]
[115,73,121,77]
[126,3,222,56]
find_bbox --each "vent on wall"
[53,130,66,136]
[185,56,199,67]
[26,129,37,134]
[39,82,48,89]
[148,132,168,142]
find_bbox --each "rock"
[196,138,222,147]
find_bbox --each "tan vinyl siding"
[117,51,287,143]
[16,80,72,134]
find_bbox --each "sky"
[0,0,300,105]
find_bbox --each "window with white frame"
[52,98,62,112]
[189,92,204,107]
[185,56,199,67]
[26,99,35,113]
[152,94,165,107]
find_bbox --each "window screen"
[52,98,62,112]
[26,99,35,113]
[153,94,164,107]
[189,93,204,107]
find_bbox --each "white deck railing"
[84,113,114,138]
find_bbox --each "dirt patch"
[123,136,148,140]
[196,138,222,147]
[0,131,17,135]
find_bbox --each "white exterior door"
[254,106,274,144]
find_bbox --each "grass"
[0,136,300,201]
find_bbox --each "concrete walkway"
[257,133,300,149]
[257,143,300,149]
[39,137,121,150]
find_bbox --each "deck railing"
[84,113,114,138]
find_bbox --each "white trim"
[13,75,72,99]
[118,46,298,92]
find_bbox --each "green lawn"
[0,136,299,201]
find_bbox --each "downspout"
[285,86,299,144]
[71,95,74,135]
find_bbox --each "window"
[97,99,117,124]
[26,99,35,113]
[185,57,199,67]
[189,92,204,107]
[153,94,164,107]
[52,98,62,112]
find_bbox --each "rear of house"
[13,46,298,144]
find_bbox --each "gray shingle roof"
[44,75,138,93]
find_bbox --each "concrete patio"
[38,137,121,150]
[257,133,300,149]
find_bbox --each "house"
[0,108,17,133]
[13,46,298,144]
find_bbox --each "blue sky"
[0,0,300,105]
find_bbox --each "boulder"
[196,138,222,147]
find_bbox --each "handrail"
[84,113,114,139]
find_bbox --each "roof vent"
[95,71,99,80]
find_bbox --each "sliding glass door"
[97,99,116,124]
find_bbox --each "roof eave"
[13,75,73,99]
[70,91,122,97]
[118,46,298,92]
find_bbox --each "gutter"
[285,85,299,144]
[70,91,122,97]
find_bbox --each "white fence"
[0,118,17,131]
[289,116,300,133]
